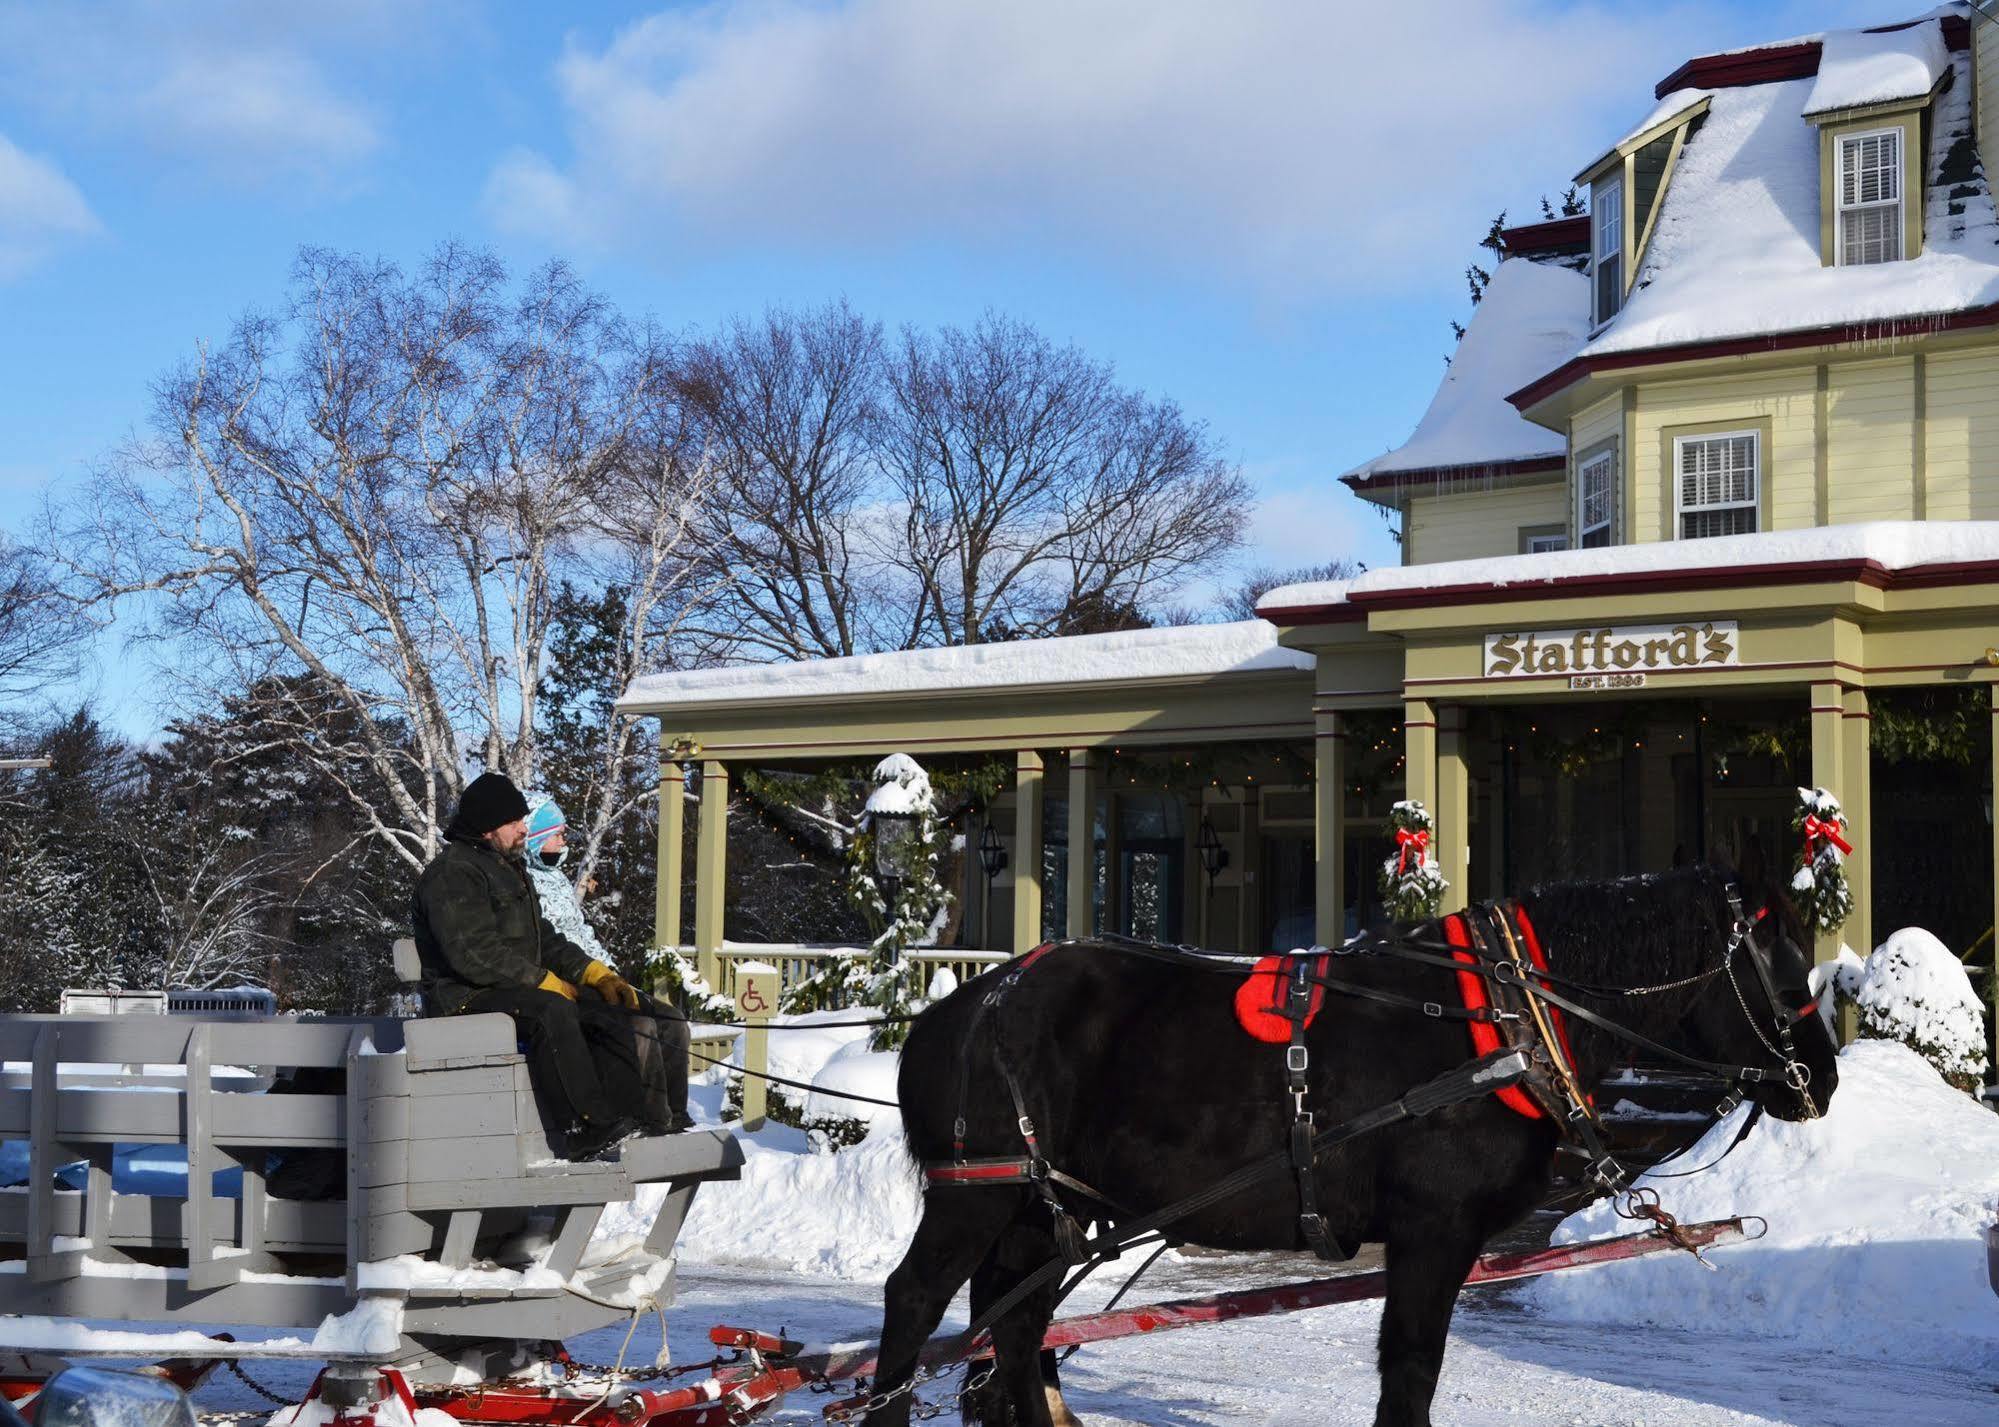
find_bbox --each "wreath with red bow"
[1790,786,1855,935]
[1380,799,1449,922]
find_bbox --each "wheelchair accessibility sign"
[735,967,780,1020]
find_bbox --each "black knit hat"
[453,772,530,836]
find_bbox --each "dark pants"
[462,986,647,1132]
[633,993,691,1127]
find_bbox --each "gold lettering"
[1643,637,1669,665]
[1703,623,1735,665]
[1539,642,1569,673]
[1488,633,1521,676]
[1610,641,1640,669]
[1667,625,1698,666]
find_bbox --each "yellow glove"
[537,971,579,1002]
[581,960,641,1011]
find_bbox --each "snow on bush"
[1838,927,1989,1091]
[1527,1040,1999,1370]
[1379,799,1447,921]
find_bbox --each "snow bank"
[618,620,1311,710]
[1344,258,1587,480]
[1803,21,1949,117]
[804,1042,901,1128]
[1842,927,1989,1086]
[1527,1041,1999,1370]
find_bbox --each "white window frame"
[1525,532,1568,555]
[1835,127,1903,266]
[1575,447,1615,547]
[1672,429,1761,541]
[1591,176,1624,326]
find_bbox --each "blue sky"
[0,0,1897,733]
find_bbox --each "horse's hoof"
[1045,1386,1085,1427]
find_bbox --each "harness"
[921,889,1821,1269]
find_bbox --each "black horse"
[873,864,1839,1427]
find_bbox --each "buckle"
[1285,1045,1309,1073]
[1018,1115,1036,1139]
[1422,1001,1443,1018]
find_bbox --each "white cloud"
[486,0,1812,296]
[0,133,100,279]
[0,2,389,184]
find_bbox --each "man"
[411,771,650,1160]
[523,794,694,1132]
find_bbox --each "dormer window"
[1591,177,1623,325]
[1576,448,1614,547]
[1836,128,1902,265]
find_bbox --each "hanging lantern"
[977,820,1009,881]
[1197,816,1229,886]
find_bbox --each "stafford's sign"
[1483,621,1739,680]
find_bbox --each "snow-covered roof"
[1578,20,1999,360]
[616,620,1314,711]
[1802,22,1950,116]
[1257,520,1999,615]
[1573,88,1712,181]
[1343,258,1587,484]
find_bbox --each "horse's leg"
[872,1187,1018,1427]
[961,1217,1077,1427]
[1372,1217,1483,1427]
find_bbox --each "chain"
[222,1358,295,1408]
[199,1413,276,1425]
[825,1360,997,1423]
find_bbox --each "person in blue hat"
[525,793,693,1133]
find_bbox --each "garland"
[1379,799,1448,922]
[1790,786,1855,935]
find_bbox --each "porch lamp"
[977,820,1009,881]
[869,806,919,957]
[1197,816,1229,888]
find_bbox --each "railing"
[702,944,1012,1006]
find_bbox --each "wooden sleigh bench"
[0,995,742,1383]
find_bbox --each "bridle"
[1718,888,1823,1120]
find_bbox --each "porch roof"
[1258,520,1999,623]
[619,620,1312,715]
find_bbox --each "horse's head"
[1679,865,1839,1122]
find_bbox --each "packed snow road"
[185,1252,1997,1425]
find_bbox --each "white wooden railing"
[702,943,1012,1006]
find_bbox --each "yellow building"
[619,5,1999,1051]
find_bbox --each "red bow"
[1801,813,1852,858]
[1395,826,1431,874]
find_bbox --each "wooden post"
[1014,751,1045,954]
[733,964,779,1131]
[1403,698,1439,818]
[1436,707,1469,909]
[1315,710,1346,947]
[1067,751,1096,940]
[1808,681,1846,967]
[653,760,687,977]
[695,760,730,991]
[1841,687,1872,960]
[1990,685,1998,1076]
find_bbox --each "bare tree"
[1221,558,1362,622]
[0,534,85,736]
[52,245,706,871]
[676,301,883,661]
[881,313,1251,644]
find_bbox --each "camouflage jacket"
[411,834,595,1014]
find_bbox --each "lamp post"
[977,820,1009,949]
[869,806,918,962]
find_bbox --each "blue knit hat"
[524,795,567,857]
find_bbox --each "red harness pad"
[1234,953,1329,1043]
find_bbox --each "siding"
[1568,393,1623,540]
[1826,358,1918,524]
[1631,369,1818,540]
[1926,347,1999,519]
[1406,482,1567,565]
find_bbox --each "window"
[1591,177,1623,324]
[1836,129,1902,265]
[1674,431,1759,539]
[1576,449,1615,547]
[1526,532,1568,555]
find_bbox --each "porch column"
[1808,682,1846,965]
[1841,687,1873,958]
[653,759,687,969]
[1315,711,1346,946]
[1403,695,1439,825]
[1990,685,1998,1059]
[1435,707,1470,907]
[1066,751,1097,940]
[1013,751,1046,954]
[694,760,730,988]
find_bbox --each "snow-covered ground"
[88,1026,1999,1422]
